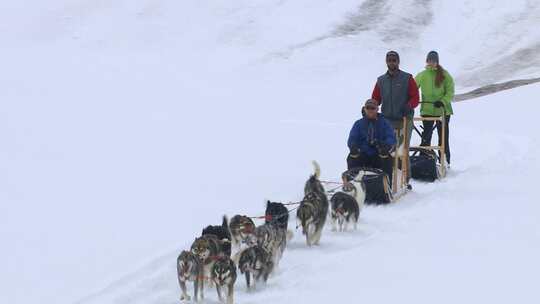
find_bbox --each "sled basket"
[409,147,438,182]
[344,167,392,205]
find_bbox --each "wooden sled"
[411,112,448,180]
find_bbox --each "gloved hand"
[349,146,360,157]
[377,143,392,157]
[434,100,444,108]
[401,103,413,116]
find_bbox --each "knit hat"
[426,51,439,63]
[386,50,400,62]
[365,99,379,108]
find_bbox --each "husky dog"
[211,257,237,304]
[228,215,257,250]
[341,170,366,212]
[265,201,289,230]
[330,192,359,232]
[191,234,225,299]
[254,222,286,268]
[177,250,202,302]
[202,216,232,257]
[238,245,274,290]
[329,170,366,232]
[297,161,328,246]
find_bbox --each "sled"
[410,112,448,180]
[330,117,411,204]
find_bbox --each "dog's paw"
[180,294,191,301]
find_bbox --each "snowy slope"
[1,1,539,304]
[76,83,540,304]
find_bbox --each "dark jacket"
[348,114,397,156]
[372,70,419,121]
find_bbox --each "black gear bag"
[409,147,439,182]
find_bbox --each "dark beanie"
[386,50,400,61]
[426,51,439,63]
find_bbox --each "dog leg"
[194,279,199,302]
[199,277,205,300]
[286,230,294,241]
[313,229,322,245]
[216,284,224,303]
[331,216,337,232]
[179,280,190,301]
[227,283,234,304]
[263,269,271,284]
[252,273,258,290]
[245,272,251,291]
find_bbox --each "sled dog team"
[177,50,456,303]
[177,161,364,303]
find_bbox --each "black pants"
[347,152,393,182]
[421,116,451,164]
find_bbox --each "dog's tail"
[222,215,231,238]
[312,160,321,179]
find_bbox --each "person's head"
[386,51,400,73]
[426,50,439,68]
[364,99,379,119]
[426,50,446,87]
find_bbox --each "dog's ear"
[222,215,229,228]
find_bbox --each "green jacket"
[415,67,455,116]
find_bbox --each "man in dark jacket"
[371,51,419,181]
[347,99,396,179]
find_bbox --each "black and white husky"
[238,245,274,290]
[177,250,202,302]
[297,161,329,246]
[330,170,366,231]
[211,257,237,304]
[342,170,366,211]
[330,192,359,232]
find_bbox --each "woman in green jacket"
[415,51,455,164]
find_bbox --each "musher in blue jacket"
[347,99,396,179]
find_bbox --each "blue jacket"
[347,114,396,156]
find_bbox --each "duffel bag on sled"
[410,147,439,182]
[343,168,392,205]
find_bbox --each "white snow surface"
[1,1,539,304]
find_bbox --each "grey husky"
[228,215,257,250]
[254,222,286,268]
[238,245,274,290]
[177,250,202,302]
[211,257,237,304]
[297,161,328,246]
[191,234,226,299]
